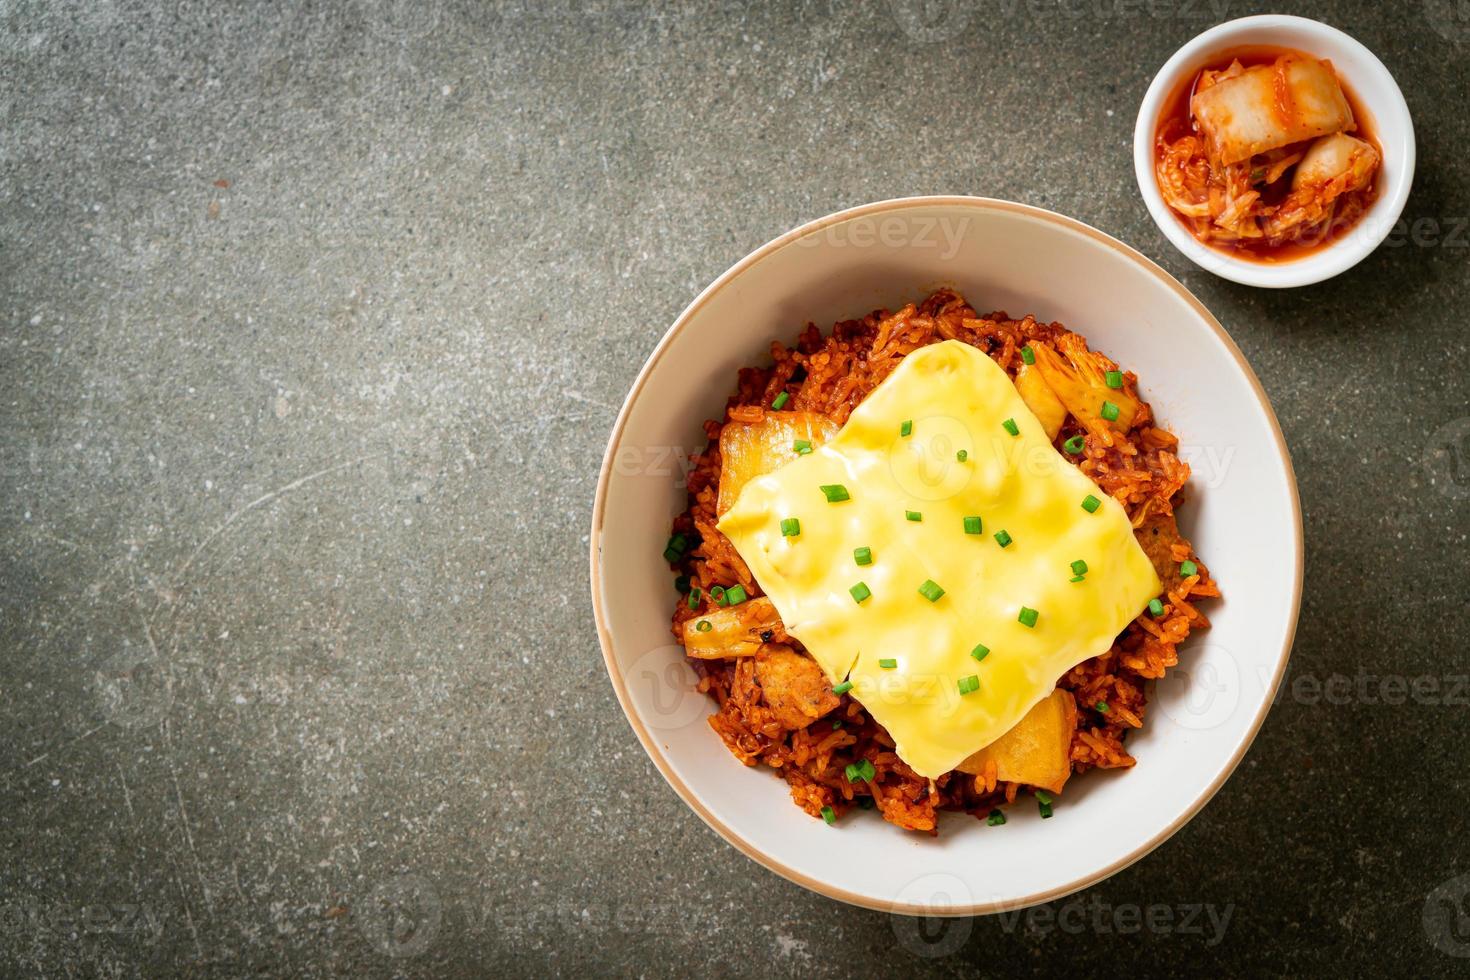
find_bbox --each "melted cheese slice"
[718,340,1161,778]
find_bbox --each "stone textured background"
[2,0,1467,975]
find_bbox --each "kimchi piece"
[1155,51,1381,255]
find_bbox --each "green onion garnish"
[1063,434,1085,454]
[832,680,853,695]
[963,516,982,535]
[709,585,726,603]
[1180,559,1198,577]
[878,658,897,669]
[793,439,813,455]
[844,763,859,782]
[918,579,945,602]
[1105,370,1123,389]
[1021,346,1036,365]
[820,484,850,503]
[663,533,688,563]
[688,588,701,609]
[905,510,922,522]
[856,759,875,781]
[1096,701,1109,713]
[695,620,712,633]
[771,391,790,410]
[956,449,968,462]
[821,805,835,825]
[1018,606,1039,628]
[1070,559,1088,576]
[1035,790,1053,805]
[987,808,1006,826]
[1081,494,1101,513]
[994,529,1012,548]
[1002,417,1020,436]
[853,546,873,566]
[970,643,990,662]
[1148,598,1165,616]
[724,585,747,605]
[780,517,801,537]
[849,582,871,604]
[1039,800,1054,819]
[900,419,913,437]
[832,719,842,730]
[1100,400,1120,422]
[957,674,980,695]
[1069,575,1085,583]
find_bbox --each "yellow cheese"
[717,340,1161,778]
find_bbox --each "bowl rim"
[1132,14,1417,289]
[589,195,1303,915]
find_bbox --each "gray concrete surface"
[2,0,1467,975]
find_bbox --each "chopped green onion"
[1148,598,1165,616]
[695,620,712,633]
[963,515,983,535]
[1035,790,1054,805]
[1070,559,1088,576]
[821,805,835,825]
[900,419,913,437]
[970,643,990,662]
[1096,701,1110,713]
[856,759,876,781]
[688,588,701,609]
[780,517,801,538]
[878,658,897,669]
[1105,370,1123,389]
[709,585,726,603]
[1002,417,1020,437]
[663,534,687,562]
[956,449,968,462]
[1100,400,1120,422]
[994,529,1012,548]
[987,808,1006,826]
[905,510,922,522]
[820,484,850,503]
[844,763,860,782]
[832,719,842,730]
[1021,346,1036,365]
[793,438,813,455]
[849,582,871,604]
[1081,494,1101,513]
[770,391,790,410]
[1018,606,1039,628]
[957,674,980,695]
[1039,800,1054,819]
[832,680,853,695]
[724,585,747,605]
[1180,559,1198,577]
[918,579,945,602]
[1063,434,1086,454]
[674,574,690,593]
[853,546,873,566]
[1069,575,1085,583]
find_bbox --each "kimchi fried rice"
[665,289,1219,834]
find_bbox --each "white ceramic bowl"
[591,197,1302,915]
[1133,15,1415,289]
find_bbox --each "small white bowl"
[1133,15,1415,289]
[591,197,1303,914]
